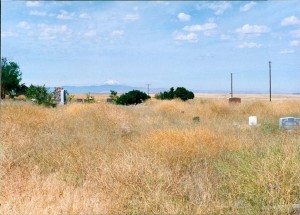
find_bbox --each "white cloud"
[17,21,31,29]
[38,24,71,40]
[208,2,232,15]
[178,13,191,22]
[111,30,124,37]
[237,42,262,48]
[104,80,120,85]
[84,30,97,38]
[291,28,300,38]
[240,2,256,12]
[280,49,295,54]
[30,10,47,16]
[281,16,300,26]
[174,32,198,42]
[79,13,90,19]
[57,10,75,20]
[236,24,270,37]
[124,14,140,21]
[155,1,169,6]
[290,40,300,46]
[26,1,40,7]
[183,22,217,32]
[220,34,231,40]
[1,31,18,38]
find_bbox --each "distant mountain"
[49,84,167,94]
[48,85,299,95]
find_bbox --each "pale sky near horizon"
[1,1,300,93]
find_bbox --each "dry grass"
[0,98,299,214]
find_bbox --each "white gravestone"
[249,116,257,126]
[60,89,65,105]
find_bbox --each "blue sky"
[1,1,300,93]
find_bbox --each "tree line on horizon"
[1,57,195,107]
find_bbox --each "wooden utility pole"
[269,61,272,102]
[231,73,233,98]
[146,84,151,96]
[0,0,2,100]
[0,0,2,133]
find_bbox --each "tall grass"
[0,98,299,214]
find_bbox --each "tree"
[159,87,175,100]
[156,87,194,101]
[15,83,28,96]
[1,58,22,99]
[26,85,57,107]
[174,87,194,101]
[116,90,150,105]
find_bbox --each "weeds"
[1,98,299,214]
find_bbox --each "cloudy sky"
[2,1,300,93]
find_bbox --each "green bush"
[116,90,150,105]
[84,93,95,103]
[157,87,194,101]
[26,85,57,107]
[109,90,119,104]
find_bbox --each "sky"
[1,1,300,93]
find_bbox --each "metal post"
[231,73,233,98]
[269,61,272,102]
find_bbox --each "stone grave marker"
[229,97,241,104]
[279,117,300,130]
[54,87,66,105]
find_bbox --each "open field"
[1,97,299,214]
[73,93,300,103]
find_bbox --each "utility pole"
[269,61,272,102]
[0,0,2,132]
[146,84,151,96]
[231,73,233,98]
[0,0,2,101]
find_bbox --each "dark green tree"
[157,87,194,101]
[116,90,150,105]
[174,87,194,101]
[16,84,28,96]
[1,58,22,99]
[159,87,175,100]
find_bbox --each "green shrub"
[67,94,75,103]
[116,90,150,105]
[84,93,95,103]
[25,85,57,107]
[157,87,194,101]
[109,90,119,104]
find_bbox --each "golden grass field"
[1,95,299,214]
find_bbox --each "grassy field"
[0,96,299,214]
